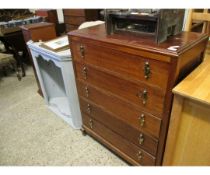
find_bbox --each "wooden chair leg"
[2,66,7,76]
[21,64,25,77]
[16,68,22,81]
[17,52,25,77]
[11,61,21,81]
[11,62,16,72]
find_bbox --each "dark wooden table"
[0,30,28,77]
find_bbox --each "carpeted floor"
[0,66,127,166]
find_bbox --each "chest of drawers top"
[69,24,207,60]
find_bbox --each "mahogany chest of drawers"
[68,24,208,165]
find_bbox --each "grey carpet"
[0,66,127,166]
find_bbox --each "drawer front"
[83,113,156,165]
[77,80,162,137]
[64,16,86,25]
[63,9,85,16]
[80,96,161,139]
[75,62,165,117]
[80,98,158,156]
[71,41,170,90]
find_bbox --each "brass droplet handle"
[142,89,147,105]
[144,61,150,79]
[87,104,91,114]
[85,86,89,97]
[137,151,143,161]
[137,89,148,105]
[138,114,145,127]
[89,118,93,129]
[138,133,144,145]
[80,45,85,58]
[82,66,87,79]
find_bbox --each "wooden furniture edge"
[83,125,140,166]
[162,95,184,165]
[172,58,210,106]
[68,26,208,58]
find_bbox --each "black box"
[105,9,185,43]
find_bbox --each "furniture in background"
[0,9,34,23]
[35,9,65,36]
[163,55,210,165]
[0,53,20,80]
[0,9,44,77]
[20,22,57,96]
[35,9,58,24]
[63,9,101,32]
[0,9,45,61]
[0,32,26,77]
[185,9,210,56]
[27,38,82,129]
[20,22,56,42]
[69,24,208,165]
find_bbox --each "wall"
[56,9,64,23]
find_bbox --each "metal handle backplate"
[82,66,87,79]
[87,104,91,114]
[137,89,148,105]
[137,151,143,161]
[80,45,85,58]
[89,118,93,129]
[85,86,89,97]
[144,61,150,79]
[138,133,144,145]
[138,114,145,127]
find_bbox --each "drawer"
[71,41,170,90]
[77,80,162,136]
[63,9,85,16]
[83,113,156,165]
[80,98,159,156]
[64,16,86,25]
[75,62,165,117]
[79,97,161,138]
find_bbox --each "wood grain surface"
[173,57,210,105]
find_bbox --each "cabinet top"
[20,22,55,31]
[69,24,208,57]
[173,55,210,106]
